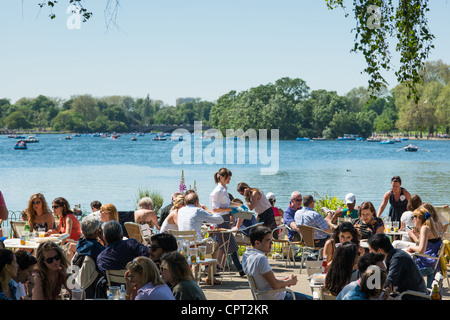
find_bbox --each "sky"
[0,0,449,107]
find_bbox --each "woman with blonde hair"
[24,193,55,232]
[124,256,174,300]
[406,205,442,288]
[160,195,185,233]
[32,241,70,300]
[99,203,119,224]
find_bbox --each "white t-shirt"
[12,280,26,300]
[242,247,285,300]
[401,210,415,241]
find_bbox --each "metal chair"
[106,269,127,287]
[271,224,301,267]
[296,224,330,274]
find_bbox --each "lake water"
[1,134,449,220]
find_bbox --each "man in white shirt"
[242,226,312,300]
[177,192,224,285]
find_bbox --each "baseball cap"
[345,193,356,204]
[266,192,276,200]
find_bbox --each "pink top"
[59,213,82,241]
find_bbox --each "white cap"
[345,193,356,204]
[266,192,276,200]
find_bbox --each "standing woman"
[236,182,277,235]
[32,241,69,300]
[48,197,81,242]
[377,176,411,222]
[210,168,245,276]
[24,193,55,233]
[0,249,19,300]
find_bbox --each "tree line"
[1,60,449,139]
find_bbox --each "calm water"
[1,134,449,219]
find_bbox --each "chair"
[247,274,296,300]
[296,225,329,273]
[124,222,144,243]
[396,288,432,300]
[168,229,198,244]
[411,240,446,288]
[106,269,127,287]
[271,225,301,267]
[10,221,26,238]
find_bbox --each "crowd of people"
[0,172,448,300]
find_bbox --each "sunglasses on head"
[44,253,61,264]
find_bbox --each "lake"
[1,133,449,219]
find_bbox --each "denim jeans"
[420,266,436,288]
[284,291,313,300]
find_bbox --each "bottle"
[119,284,126,300]
[24,221,31,232]
[321,256,328,274]
[431,284,440,300]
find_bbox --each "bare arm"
[377,192,390,217]
[262,270,297,290]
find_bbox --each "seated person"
[230,198,258,246]
[96,220,150,275]
[342,265,388,300]
[406,206,442,288]
[323,222,361,269]
[353,201,384,240]
[241,226,312,300]
[294,195,332,247]
[330,193,359,224]
[148,232,178,269]
[135,197,160,230]
[72,215,105,299]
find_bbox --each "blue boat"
[14,141,27,149]
[296,137,311,141]
[379,140,395,144]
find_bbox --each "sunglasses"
[32,201,41,205]
[292,198,302,202]
[44,253,61,264]
[52,205,61,209]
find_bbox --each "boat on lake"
[296,137,311,141]
[367,138,381,142]
[379,140,395,144]
[405,144,418,152]
[22,136,39,143]
[14,141,27,149]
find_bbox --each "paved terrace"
[200,257,450,301]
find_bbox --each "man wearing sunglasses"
[283,191,303,242]
[148,233,177,269]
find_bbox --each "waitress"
[377,176,411,222]
[209,168,245,277]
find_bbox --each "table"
[309,273,326,300]
[188,258,218,285]
[209,228,234,276]
[3,235,68,255]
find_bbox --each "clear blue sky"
[0,0,449,106]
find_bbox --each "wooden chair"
[296,225,329,274]
[106,269,127,287]
[168,229,198,244]
[124,222,153,245]
[247,274,296,300]
[10,221,26,238]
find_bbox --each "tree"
[71,94,99,122]
[5,111,31,129]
